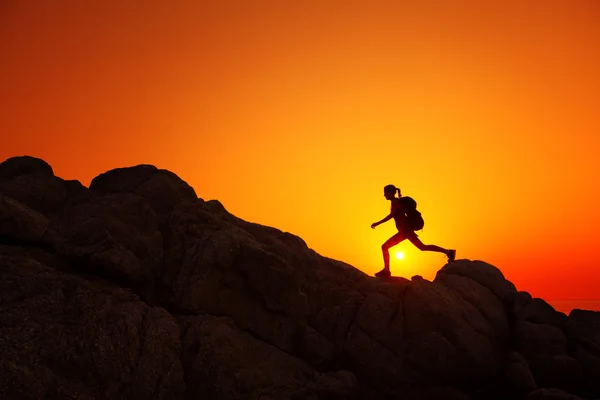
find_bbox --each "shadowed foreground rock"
[1,156,599,400]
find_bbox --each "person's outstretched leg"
[376,232,405,276]
[408,236,456,261]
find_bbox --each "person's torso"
[391,198,409,231]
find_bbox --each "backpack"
[399,196,424,231]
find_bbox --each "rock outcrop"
[0,156,598,399]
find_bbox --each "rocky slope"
[0,156,598,400]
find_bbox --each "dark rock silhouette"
[0,155,598,400]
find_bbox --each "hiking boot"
[447,249,456,262]
[375,268,391,278]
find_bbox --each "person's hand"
[371,223,377,229]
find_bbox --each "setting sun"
[396,252,405,260]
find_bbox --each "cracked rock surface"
[1,156,599,400]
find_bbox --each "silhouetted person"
[371,184,456,278]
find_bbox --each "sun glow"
[396,252,405,260]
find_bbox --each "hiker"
[371,184,456,278]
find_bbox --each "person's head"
[384,184,401,200]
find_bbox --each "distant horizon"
[547,299,600,314]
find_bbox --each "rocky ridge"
[1,156,599,400]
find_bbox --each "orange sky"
[2,1,599,304]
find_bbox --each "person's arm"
[371,214,392,229]
[372,200,399,229]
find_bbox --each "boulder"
[0,251,184,399]
[566,310,600,394]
